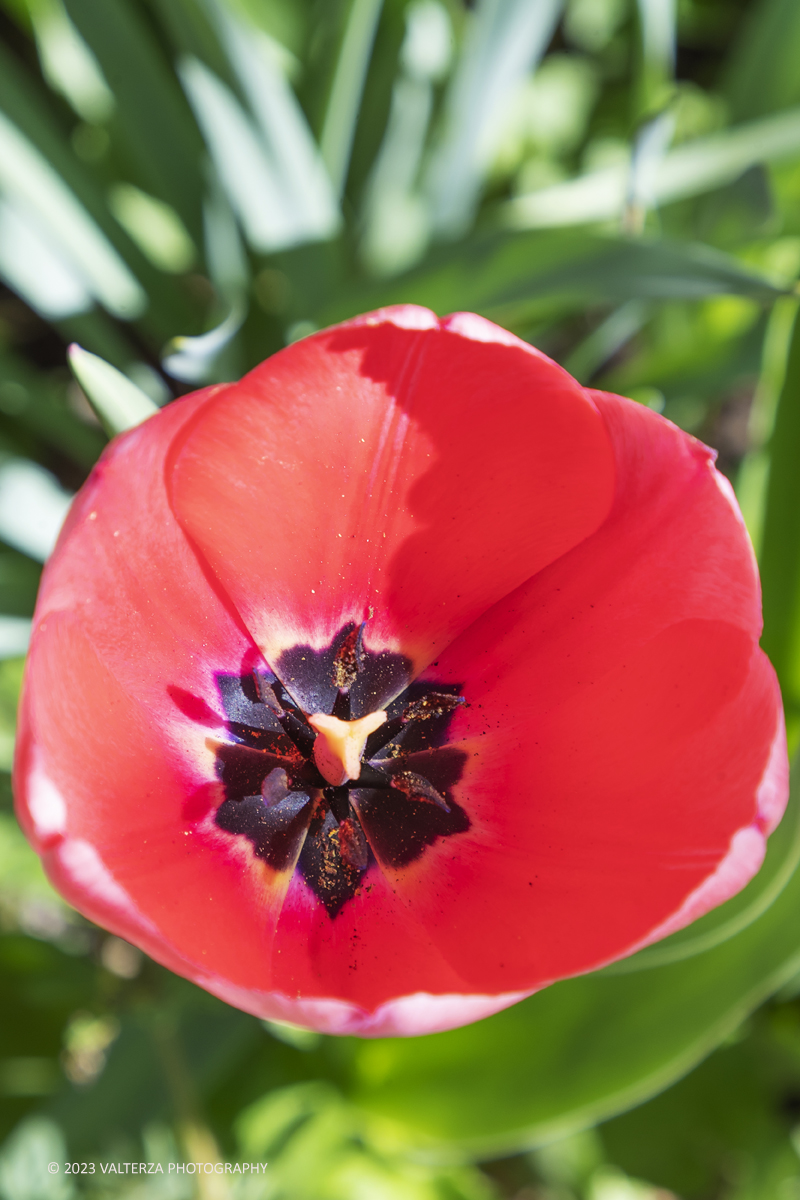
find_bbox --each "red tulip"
[14,307,787,1037]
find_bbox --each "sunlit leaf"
[425,0,564,235]
[64,0,206,242]
[0,459,72,563]
[161,300,245,383]
[210,0,340,242]
[0,621,32,662]
[0,195,92,320]
[28,0,114,123]
[108,183,196,274]
[318,231,784,327]
[178,55,300,252]
[760,302,800,744]
[319,0,385,198]
[68,345,159,438]
[636,0,675,74]
[0,110,146,318]
[507,105,800,229]
[360,1,453,277]
[0,1118,72,1200]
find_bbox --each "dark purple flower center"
[211,623,469,917]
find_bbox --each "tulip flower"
[14,306,787,1037]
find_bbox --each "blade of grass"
[68,345,159,437]
[0,110,146,318]
[507,105,800,229]
[210,1,340,242]
[0,458,72,562]
[28,0,114,123]
[758,299,800,748]
[0,193,93,319]
[64,0,206,243]
[319,0,384,198]
[425,0,564,236]
[722,0,800,121]
[178,55,298,253]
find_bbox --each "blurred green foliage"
[2,0,800,1194]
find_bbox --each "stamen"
[390,770,451,811]
[403,693,465,722]
[331,624,365,690]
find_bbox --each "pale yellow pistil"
[307,710,388,786]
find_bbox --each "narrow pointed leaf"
[0,194,92,319]
[425,0,564,234]
[760,303,800,736]
[508,106,800,229]
[0,459,72,562]
[210,1,340,241]
[64,0,206,241]
[0,617,32,659]
[0,111,146,319]
[318,232,784,327]
[320,0,384,197]
[68,345,158,436]
[178,55,298,253]
[161,301,245,382]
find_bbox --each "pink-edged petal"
[34,386,257,738]
[356,398,785,990]
[15,613,294,988]
[373,625,782,992]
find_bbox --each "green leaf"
[506,106,800,230]
[425,0,564,235]
[178,54,300,253]
[108,183,196,275]
[210,1,340,242]
[346,773,800,1160]
[723,0,800,122]
[28,0,115,123]
[162,300,245,383]
[68,345,159,437]
[0,621,31,665]
[759,299,800,740]
[0,551,40,620]
[0,459,72,562]
[0,109,145,319]
[320,0,385,198]
[0,193,93,321]
[0,347,105,470]
[0,1118,73,1200]
[63,0,206,243]
[316,232,784,328]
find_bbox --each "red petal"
[31,388,260,734]
[17,613,287,969]
[372,396,786,989]
[167,307,615,699]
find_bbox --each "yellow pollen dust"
[307,710,387,786]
